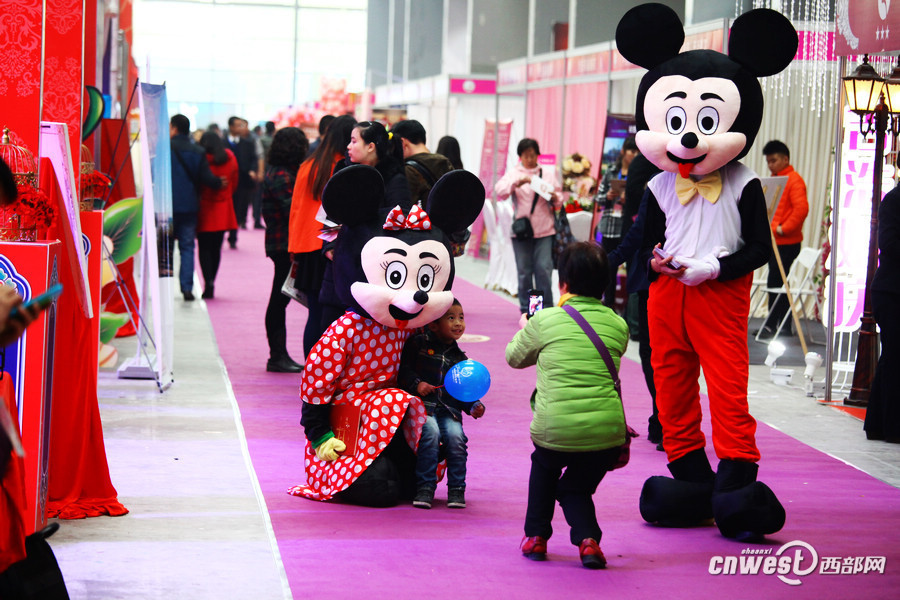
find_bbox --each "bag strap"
[405,159,437,187]
[527,167,542,215]
[562,304,628,427]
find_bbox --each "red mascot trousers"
[647,273,760,464]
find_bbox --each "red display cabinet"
[0,240,61,533]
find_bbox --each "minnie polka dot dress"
[288,312,427,501]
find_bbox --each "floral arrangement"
[80,170,112,202]
[561,153,596,211]
[1,184,55,230]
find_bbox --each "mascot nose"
[681,132,699,149]
[413,290,429,305]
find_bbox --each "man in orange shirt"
[758,140,809,338]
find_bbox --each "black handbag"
[512,192,540,240]
[511,214,534,240]
[511,170,542,240]
[562,304,638,469]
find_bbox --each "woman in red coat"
[197,132,239,299]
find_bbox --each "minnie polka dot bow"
[383,204,432,230]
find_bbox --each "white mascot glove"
[676,248,726,287]
[315,436,347,462]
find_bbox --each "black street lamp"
[841,55,900,406]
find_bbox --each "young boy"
[399,299,485,509]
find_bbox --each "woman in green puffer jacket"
[506,241,630,569]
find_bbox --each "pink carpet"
[205,229,900,599]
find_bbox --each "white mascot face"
[636,75,745,178]
[352,236,454,329]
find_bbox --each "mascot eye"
[697,107,719,135]
[417,265,435,292]
[384,261,407,289]
[666,106,687,134]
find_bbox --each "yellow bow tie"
[675,171,722,205]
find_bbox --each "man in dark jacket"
[225,116,262,248]
[391,120,471,254]
[390,120,454,206]
[170,113,223,301]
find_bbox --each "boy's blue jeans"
[415,413,468,489]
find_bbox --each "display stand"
[45,210,128,520]
[0,241,61,534]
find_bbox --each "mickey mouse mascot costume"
[288,165,484,507]
[616,4,797,540]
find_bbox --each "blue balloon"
[444,359,491,402]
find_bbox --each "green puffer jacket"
[505,295,629,452]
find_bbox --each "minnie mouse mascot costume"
[288,165,484,507]
[616,4,797,540]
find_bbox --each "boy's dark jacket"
[398,329,476,420]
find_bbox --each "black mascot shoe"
[640,449,715,527]
[712,460,785,542]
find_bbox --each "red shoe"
[579,538,607,569]
[520,536,547,561]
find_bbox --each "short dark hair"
[171,114,191,135]
[227,116,242,128]
[391,119,427,145]
[318,114,336,135]
[267,126,308,173]
[762,140,790,158]
[265,121,276,135]
[622,136,638,152]
[557,241,609,300]
[517,138,540,157]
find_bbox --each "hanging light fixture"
[842,54,884,117]
[882,55,900,114]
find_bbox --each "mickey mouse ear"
[322,164,385,226]
[425,170,485,234]
[616,3,684,70]
[729,9,797,77]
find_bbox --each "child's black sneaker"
[447,487,466,508]
[413,487,434,509]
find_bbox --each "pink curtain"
[563,81,608,177]
[526,87,564,157]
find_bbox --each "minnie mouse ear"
[729,9,797,77]
[616,3,684,70]
[321,164,385,226]
[425,170,485,234]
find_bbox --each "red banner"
[835,0,900,56]
[42,0,84,192]
[478,119,513,193]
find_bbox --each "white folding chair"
[753,246,823,345]
[831,328,859,392]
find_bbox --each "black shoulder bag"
[511,168,541,240]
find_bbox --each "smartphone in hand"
[527,289,544,318]
[9,283,63,322]
[652,247,683,270]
